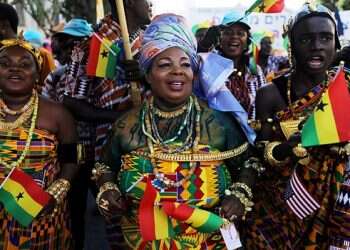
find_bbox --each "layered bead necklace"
[286,71,329,119]
[141,95,201,190]
[0,91,39,169]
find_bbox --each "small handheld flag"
[246,0,285,14]
[86,33,121,80]
[0,168,51,226]
[302,66,350,147]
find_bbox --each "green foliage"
[9,0,113,34]
[319,0,350,10]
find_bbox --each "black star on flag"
[259,3,266,12]
[16,192,24,201]
[101,50,108,58]
[316,101,328,112]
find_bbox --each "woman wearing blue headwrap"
[93,14,261,249]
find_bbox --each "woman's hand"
[220,195,245,222]
[97,189,127,218]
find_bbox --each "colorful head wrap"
[285,3,341,49]
[0,36,43,71]
[138,14,198,73]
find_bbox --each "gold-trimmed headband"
[0,33,43,71]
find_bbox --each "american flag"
[283,170,320,220]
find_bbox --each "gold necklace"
[143,96,202,190]
[151,96,189,119]
[286,75,294,118]
[0,91,37,130]
[0,92,39,169]
[0,90,36,116]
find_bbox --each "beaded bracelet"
[230,182,253,200]
[239,157,266,176]
[46,178,71,205]
[91,162,113,181]
[264,141,289,167]
[224,189,254,220]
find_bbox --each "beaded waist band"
[131,142,249,162]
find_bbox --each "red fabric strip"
[139,178,157,241]
[162,202,194,221]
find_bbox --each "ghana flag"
[249,41,260,74]
[86,33,121,80]
[246,0,284,13]
[162,202,224,233]
[0,168,50,226]
[139,179,175,241]
[302,67,350,147]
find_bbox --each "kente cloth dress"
[0,127,71,250]
[244,73,350,249]
[111,145,232,250]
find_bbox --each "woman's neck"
[232,57,245,72]
[2,93,33,110]
[153,97,189,112]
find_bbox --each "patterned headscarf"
[0,36,43,71]
[138,14,198,73]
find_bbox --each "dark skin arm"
[63,96,120,123]
[38,97,78,182]
[255,83,285,141]
[255,83,301,160]
[95,111,140,217]
[220,114,257,221]
[37,98,78,211]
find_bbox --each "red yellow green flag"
[302,67,350,147]
[246,0,285,13]
[86,33,121,80]
[139,179,174,241]
[0,168,51,226]
[162,202,224,233]
[249,41,260,74]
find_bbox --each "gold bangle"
[224,189,254,220]
[46,178,71,204]
[230,182,253,200]
[96,182,120,209]
[92,162,112,181]
[264,141,288,167]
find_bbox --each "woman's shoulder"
[199,100,238,127]
[38,96,76,138]
[39,96,69,118]
[112,106,142,133]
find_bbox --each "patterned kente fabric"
[0,128,71,250]
[224,65,266,120]
[117,145,231,250]
[91,16,149,160]
[244,70,350,249]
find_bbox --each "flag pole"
[0,167,16,189]
[96,0,105,23]
[115,0,142,106]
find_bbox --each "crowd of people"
[0,0,349,249]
